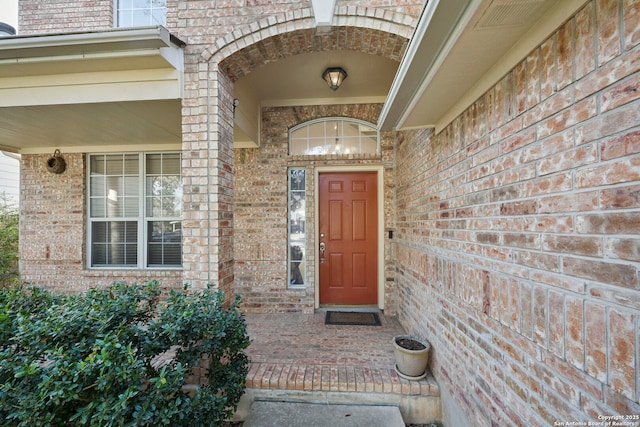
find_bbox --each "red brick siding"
[19,0,113,34]
[19,153,183,292]
[395,1,640,424]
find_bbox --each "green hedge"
[0,282,250,426]
[0,199,18,287]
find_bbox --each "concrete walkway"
[243,401,405,427]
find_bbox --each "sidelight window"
[288,168,306,287]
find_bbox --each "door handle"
[319,242,325,264]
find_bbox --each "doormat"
[325,311,381,326]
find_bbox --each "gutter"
[0,26,185,60]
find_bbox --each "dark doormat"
[325,311,381,326]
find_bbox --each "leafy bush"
[0,282,250,426]
[0,197,19,287]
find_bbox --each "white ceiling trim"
[260,95,387,108]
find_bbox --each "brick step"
[236,362,442,424]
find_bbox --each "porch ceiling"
[230,0,590,145]
[0,26,184,154]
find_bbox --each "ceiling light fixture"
[322,67,347,91]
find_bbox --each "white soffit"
[380,0,589,132]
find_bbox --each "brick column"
[181,57,234,293]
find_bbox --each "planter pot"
[393,335,430,381]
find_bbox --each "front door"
[319,172,378,305]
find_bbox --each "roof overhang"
[0,26,185,153]
[379,0,590,133]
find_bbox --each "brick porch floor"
[243,312,439,398]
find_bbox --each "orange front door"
[319,172,378,305]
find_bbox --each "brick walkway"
[243,312,439,397]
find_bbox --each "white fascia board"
[0,26,184,60]
[0,68,181,107]
[19,143,181,155]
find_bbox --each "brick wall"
[234,103,398,313]
[19,0,113,34]
[19,153,183,292]
[395,1,640,424]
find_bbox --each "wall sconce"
[322,67,347,91]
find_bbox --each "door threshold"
[318,305,381,313]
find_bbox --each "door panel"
[319,172,378,304]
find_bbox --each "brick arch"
[207,7,416,82]
[276,104,384,130]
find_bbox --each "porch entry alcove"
[287,117,385,309]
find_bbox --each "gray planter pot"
[393,335,430,380]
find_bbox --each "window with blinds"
[88,153,182,268]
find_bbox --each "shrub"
[0,197,18,287]
[0,282,250,426]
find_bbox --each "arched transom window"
[289,118,379,155]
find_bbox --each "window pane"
[147,221,181,266]
[146,154,162,174]
[151,8,166,25]
[90,176,105,197]
[362,137,377,153]
[341,137,360,154]
[146,154,182,217]
[343,121,360,137]
[288,169,306,286]
[290,169,305,191]
[90,156,105,175]
[105,156,123,175]
[123,154,138,174]
[289,118,379,156]
[308,122,325,138]
[290,140,306,155]
[291,127,306,139]
[161,153,181,175]
[289,244,304,285]
[91,221,138,266]
[117,0,166,27]
[123,176,139,197]
[307,139,326,155]
[90,198,106,217]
